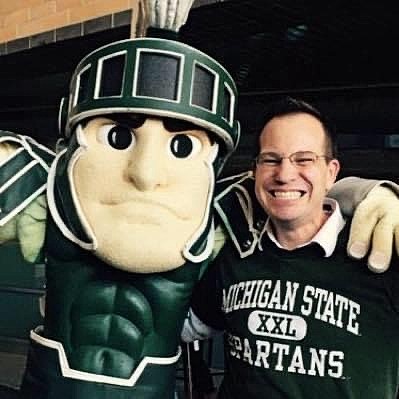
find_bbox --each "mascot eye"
[97,124,135,150]
[169,134,202,159]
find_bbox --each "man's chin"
[269,210,302,225]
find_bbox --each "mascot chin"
[0,2,239,398]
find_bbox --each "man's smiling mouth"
[269,190,306,199]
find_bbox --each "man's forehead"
[267,112,322,127]
[262,114,325,138]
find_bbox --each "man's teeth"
[273,191,303,199]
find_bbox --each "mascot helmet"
[59,37,240,174]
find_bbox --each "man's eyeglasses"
[255,151,331,168]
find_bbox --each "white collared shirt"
[258,198,346,257]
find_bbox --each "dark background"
[1,0,399,179]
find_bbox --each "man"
[182,97,399,398]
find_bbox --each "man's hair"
[254,97,338,159]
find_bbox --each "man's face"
[72,115,217,272]
[254,113,340,231]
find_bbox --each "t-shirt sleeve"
[190,252,226,331]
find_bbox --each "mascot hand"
[16,194,47,263]
[347,186,399,273]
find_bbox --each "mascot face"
[55,38,239,272]
[72,115,218,272]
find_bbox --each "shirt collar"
[258,198,346,257]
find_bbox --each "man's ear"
[327,159,341,190]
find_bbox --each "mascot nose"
[127,122,168,191]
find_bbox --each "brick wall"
[0,0,141,44]
[0,0,225,44]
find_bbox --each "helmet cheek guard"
[58,38,240,175]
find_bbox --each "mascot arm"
[329,177,399,273]
[0,132,54,263]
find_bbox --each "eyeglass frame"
[255,151,333,168]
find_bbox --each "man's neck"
[271,212,329,250]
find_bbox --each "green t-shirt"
[191,224,399,398]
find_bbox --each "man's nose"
[126,120,168,191]
[274,158,298,182]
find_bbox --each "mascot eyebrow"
[95,113,215,144]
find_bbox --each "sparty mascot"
[22,35,239,399]
[0,1,239,398]
[1,1,399,398]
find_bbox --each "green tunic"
[20,216,205,398]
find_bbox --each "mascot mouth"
[100,197,189,220]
